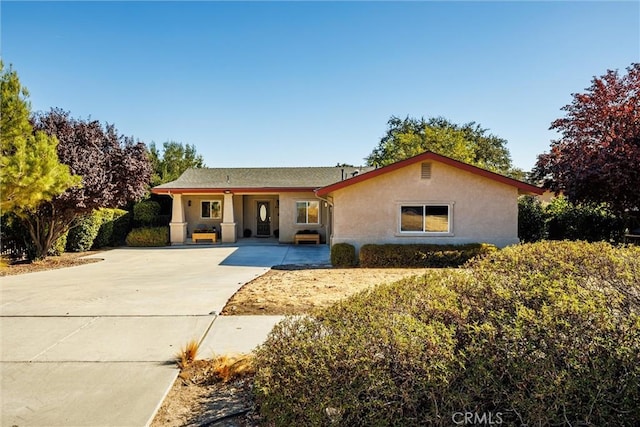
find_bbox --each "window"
[400,204,450,233]
[296,201,320,224]
[201,200,222,219]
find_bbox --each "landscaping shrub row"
[125,226,169,247]
[519,195,626,242]
[358,242,497,268]
[254,241,640,426]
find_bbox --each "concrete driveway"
[1,244,329,426]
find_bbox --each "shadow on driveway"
[219,245,329,267]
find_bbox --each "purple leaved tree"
[532,63,640,215]
[22,108,151,259]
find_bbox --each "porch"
[166,192,330,245]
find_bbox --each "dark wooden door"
[257,201,271,236]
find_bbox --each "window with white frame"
[201,200,222,219]
[296,201,320,224]
[400,204,450,233]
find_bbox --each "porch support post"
[221,192,237,243]
[169,193,187,244]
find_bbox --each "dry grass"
[178,353,255,385]
[175,340,200,369]
[210,354,255,383]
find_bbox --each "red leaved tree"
[20,109,151,258]
[532,63,640,214]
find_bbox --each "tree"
[532,63,640,214]
[366,116,522,178]
[148,140,205,186]
[21,109,151,259]
[0,62,79,214]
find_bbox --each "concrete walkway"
[1,244,329,426]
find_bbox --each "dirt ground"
[0,251,103,276]
[154,266,428,426]
[222,266,428,315]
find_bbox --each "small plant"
[330,243,356,267]
[175,339,200,369]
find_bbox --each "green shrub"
[48,231,68,256]
[133,200,161,226]
[125,227,169,247]
[66,212,102,252]
[330,243,356,267]
[545,196,624,242]
[91,208,129,248]
[358,243,497,268]
[518,195,546,242]
[111,211,131,246]
[254,241,640,426]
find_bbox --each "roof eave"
[316,151,544,196]
[151,186,319,195]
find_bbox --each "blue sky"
[2,1,638,172]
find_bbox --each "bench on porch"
[294,230,320,245]
[192,225,218,243]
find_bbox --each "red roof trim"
[151,187,318,195]
[316,151,543,196]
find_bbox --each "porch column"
[169,194,187,245]
[221,192,237,243]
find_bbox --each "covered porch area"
[165,191,331,245]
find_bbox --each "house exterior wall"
[278,191,328,243]
[183,195,225,236]
[242,195,279,237]
[330,160,520,252]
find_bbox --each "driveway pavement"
[1,244,329,426]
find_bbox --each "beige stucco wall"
[182,195,225,236]
[278,192,328,243]
[329,161,520,252]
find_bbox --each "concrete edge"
[144,368,180,427]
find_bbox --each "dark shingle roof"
[153,167,373,191]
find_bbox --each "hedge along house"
[151,166,370,244]
[315,151,543,253]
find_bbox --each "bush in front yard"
[254,242,640,426]
[133,200,161,226]
[111,210,131,246]
[48,231,68,256]
[67,212,102,252]
[125,227,169,247]
[358,243,497,268]
[330,243,356,267]
[92,209,127,249]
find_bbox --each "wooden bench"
[294,233,320,245]
[624,234,640,245]
[192,232,217,243]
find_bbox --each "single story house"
[151,151,543,251]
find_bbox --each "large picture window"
[296,201,320,224]
[400,204,450,233]
[201,200,222,219]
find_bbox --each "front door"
[256,201,271,236]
